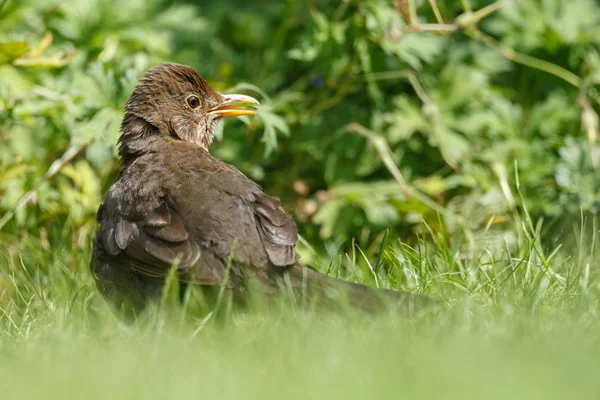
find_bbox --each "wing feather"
[100,201,201,278]
[253,193,298,266]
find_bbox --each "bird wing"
[192,154,299,268]
[99,201,205,281]
[253,193,298,266]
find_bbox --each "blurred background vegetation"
[2,4,600,397]
[3,4,600,397]
[1,0,599,268]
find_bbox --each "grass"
[1,204,600,399]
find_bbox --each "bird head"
[121,63,259,151]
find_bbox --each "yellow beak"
[208,94,260,118]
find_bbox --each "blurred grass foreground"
[1,0,600,399]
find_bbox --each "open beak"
[208,94,260,118]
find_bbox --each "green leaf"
[0,41,28,64]
[257,105,290,157]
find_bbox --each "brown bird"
[91,63,434,314]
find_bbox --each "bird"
[90,62,435,315]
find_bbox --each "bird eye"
[186,95,200,109]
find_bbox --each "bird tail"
[270,264,437,313]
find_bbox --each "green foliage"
[1,0,600,255]
[2,2,600,393]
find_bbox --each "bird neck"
[118,112,162,163]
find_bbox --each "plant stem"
[461,0,472,12]
[408,0,419,26]
[468,29,582,88]
[428,0,445,25]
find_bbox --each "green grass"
[1,207,600,399]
